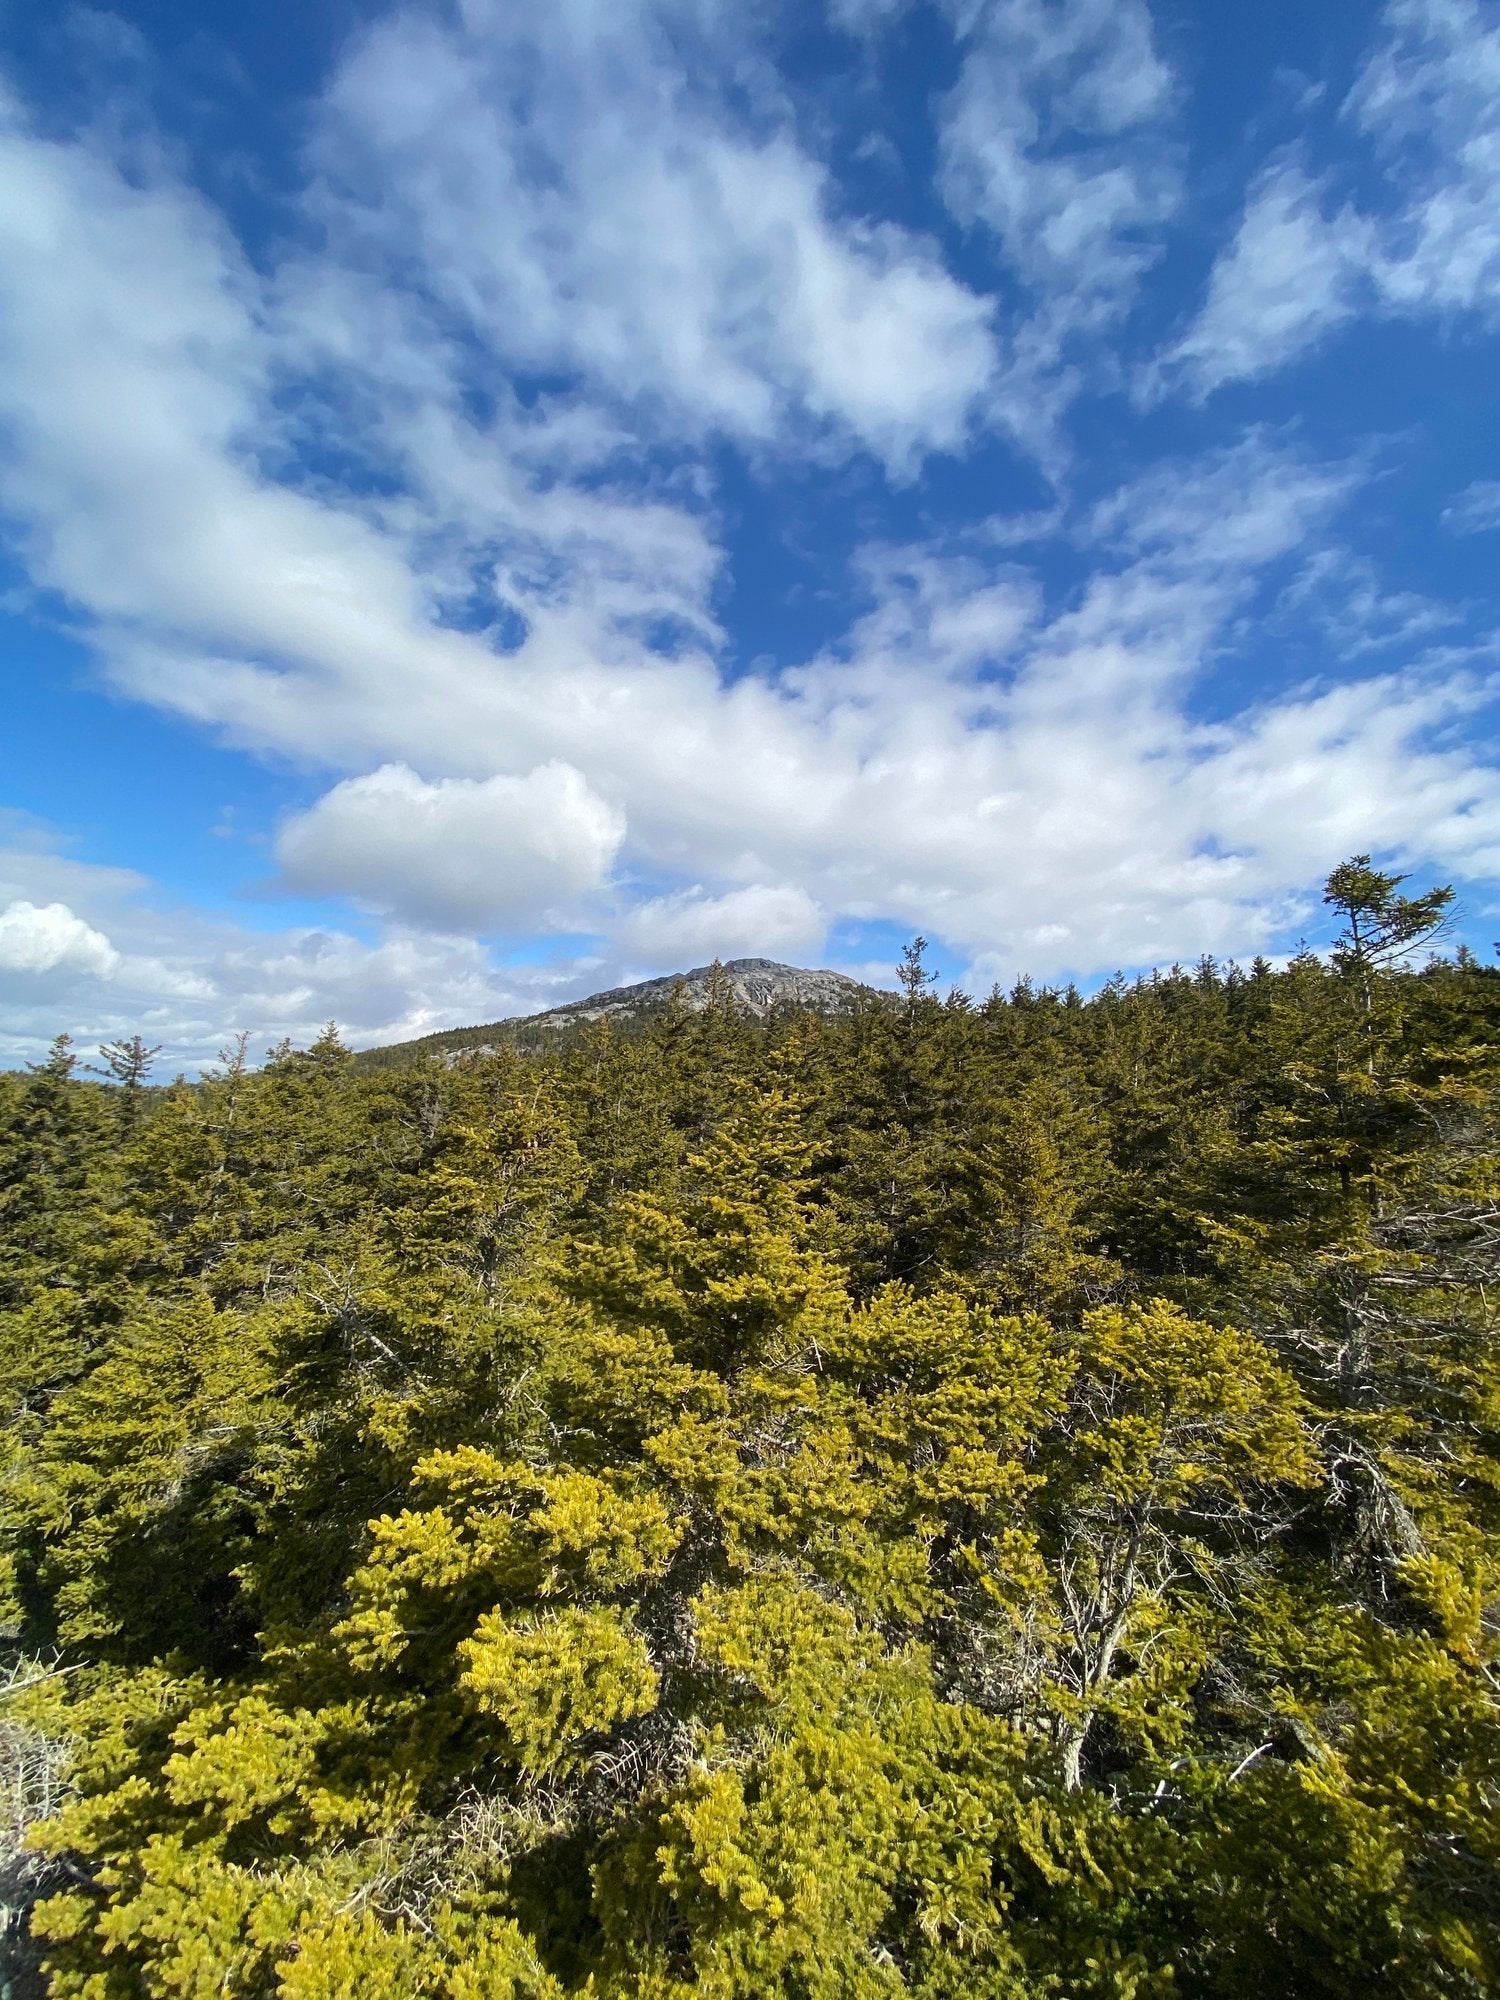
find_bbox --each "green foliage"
[1324,854,1456,977]
[1,874,1497,1997]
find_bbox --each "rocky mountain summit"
[543,957,868,1027]
[359,958,875,1067]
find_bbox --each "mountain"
[356,958,877,1067]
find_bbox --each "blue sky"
[1,0,1498,1066]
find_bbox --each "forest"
[0,858,1494,1998]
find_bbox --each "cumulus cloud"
[0,901,119,978]
[276,763,626,930]
[614,885,825,966]
[1163,0,1500,394]
[0,821,613,1069]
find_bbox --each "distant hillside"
[355,957,877,1067]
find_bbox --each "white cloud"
[1084,431,1360,572]
[1277,548,1457,658]
[940,0,1178,320]
[1158,166,1372,397]
[0,901,119,978]
[312,0,997,468]
[1443,479,1500,535]
[0,821,612,1069]
[0,89,436,677]
[614,884,825,965]
[0,15,1498,1069]
[1163,0,1500,394]
[0,426,1496,1060]
[1347,0,1500,315]
[276,762,626,930]
[1185,665,1500,890]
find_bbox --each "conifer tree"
[5,910,1498,1998]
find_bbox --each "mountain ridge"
[356,957,877,1067]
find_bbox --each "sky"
[1,0,1498,1069]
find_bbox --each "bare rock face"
[538,958,869,1030]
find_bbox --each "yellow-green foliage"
[1,930,1497,1997]
[463,1606,660,1774]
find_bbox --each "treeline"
[0,864,1496,1996]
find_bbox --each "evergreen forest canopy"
[0,858,1495,1998]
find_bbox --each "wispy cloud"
[939,0,1179,440]
[1277,547,1459,658]
[1154,163,1372,395]
[940,0,1177,298]
[1443,480,1500,535]
[1162,0,1500,395]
